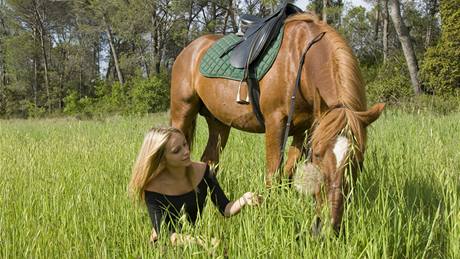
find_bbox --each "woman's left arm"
[223,192,262,217]
[204,168,261,217]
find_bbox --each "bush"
[63,90,82,115]
[61,74,170,117]
[366,55,414,104]
[128,74,169,114]
[26,101,47,118]
[398,93,460,115]
[419,0,460,95]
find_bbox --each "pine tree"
[420,0,460,94]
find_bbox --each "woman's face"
[164,132,192,168]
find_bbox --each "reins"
[278,31,326,171]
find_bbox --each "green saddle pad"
[200,27,284,81]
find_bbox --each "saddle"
[229,3,302,68]
[225,2,302,127]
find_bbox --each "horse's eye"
[314,153,321,160]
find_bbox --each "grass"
[0,110,458,258]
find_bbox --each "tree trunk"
[151,22,160,74]
[229,0,238,33]
[33,29,38,106]
[223,4,229,34]
[0,0,6,91]
[150,4,161,75]
[104,16,124,86]
[0,53,4,95]
[79,54,82,98]
[92,39,98,80]
[33,0,51,111]
[40,30,51,111]
[389,0,421,94]
[374,0,381,41]
[322,0,328,23]
[424,0,438,48]
[210,2,217,34]
[383,0,389,63]
[0,0,6,94]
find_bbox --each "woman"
[129,127,261,244]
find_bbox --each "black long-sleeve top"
[144,165,230,235]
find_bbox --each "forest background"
[0,0,458,118]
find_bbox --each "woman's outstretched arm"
[224,192,262,217]
[205,167,262,216]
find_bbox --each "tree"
[389,0,421,94]
[420,0,460,94]
[424,0,439,49]
[6,0,54,110]
[0,0,8,113]
[75,0,124,86]
[341,6,380,63]
[382,0,389,62]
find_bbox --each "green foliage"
[366,55,413,104]
[398,93,460,115]
[25,101,47,118]
[61,75,169,116]
[420,45,460,94]
[63,90,83,115]
[419,0,460,94]
[340,6,380,65]
[129,73,169,114]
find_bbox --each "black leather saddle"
[227,2,303,69]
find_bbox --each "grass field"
[0,110,459,258]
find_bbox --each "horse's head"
[296,103,385,234]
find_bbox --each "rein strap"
[278,31,326,171]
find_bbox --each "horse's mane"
[286,13,367,155]
[311,108,366,159]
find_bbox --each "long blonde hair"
[128,127,183,202]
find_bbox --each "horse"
[170,13,384,234]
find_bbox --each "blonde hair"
[128,127,183,202]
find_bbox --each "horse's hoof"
[311,217,322,237]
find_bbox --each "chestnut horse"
[170,13,384,233]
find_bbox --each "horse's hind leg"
[201,115,231,170]
[170,100,200,148]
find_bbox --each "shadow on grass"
[359,149,449,257]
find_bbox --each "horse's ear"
[356,103,385,127]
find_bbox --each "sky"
[294,0,372,11]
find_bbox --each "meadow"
[0,109,459,258]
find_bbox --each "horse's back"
[172,35,221,76]
[171,35,222,102]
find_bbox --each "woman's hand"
[242,192,263,206]
[224,192,262,217]
[150,228,158,243]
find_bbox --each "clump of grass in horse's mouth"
[294,163,324,195]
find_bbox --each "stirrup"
[236,81,250,104]
[236,26,244,37]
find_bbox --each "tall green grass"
[0,110,458,258]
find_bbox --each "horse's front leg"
[264,112,286,187]
[283,132,307,180]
